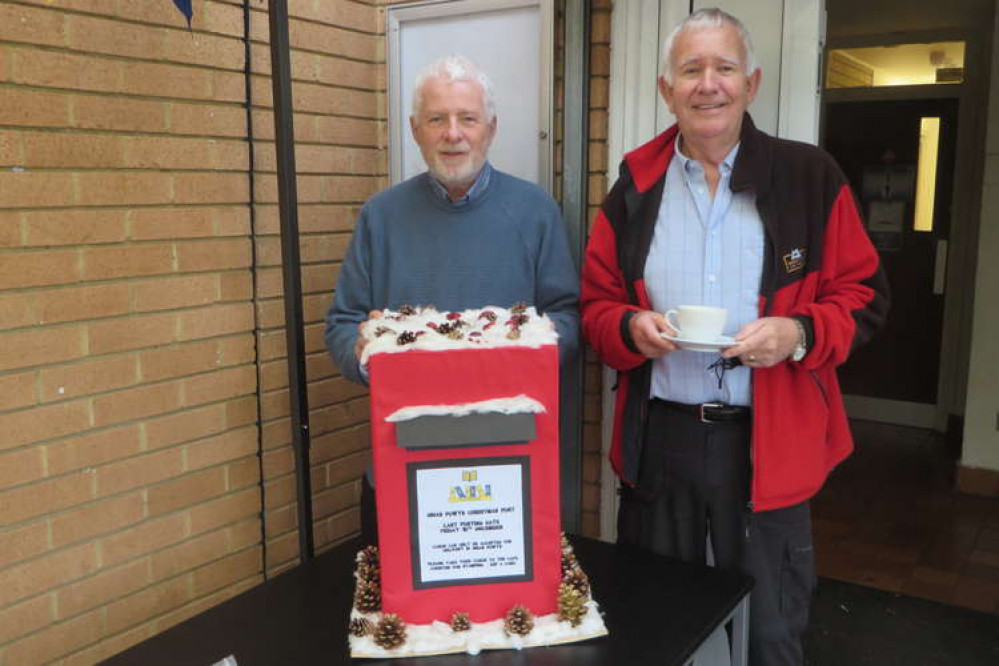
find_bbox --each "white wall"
[964,8,999,472]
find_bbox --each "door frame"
[822,28,988,433]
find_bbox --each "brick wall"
[0,0,610,661]
[580,0,611,539]
[0,0,384,662]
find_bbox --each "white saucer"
[661,333,736,353]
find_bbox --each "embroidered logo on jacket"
[782,247,807,274]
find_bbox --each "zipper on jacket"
[809,370,830,408]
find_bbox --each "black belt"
[652,398,751,424]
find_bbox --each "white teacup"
[664,305,727,340]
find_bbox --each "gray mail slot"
[395,412,537,449]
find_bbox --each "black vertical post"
[267,0,314,562]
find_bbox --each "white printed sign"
[410,460,531,587]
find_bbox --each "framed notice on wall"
[408,457,533,589]
[386,0,554,190]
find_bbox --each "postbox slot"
[395,412,536,449]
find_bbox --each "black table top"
[101,536,752,666]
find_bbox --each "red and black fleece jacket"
[581,115,889,511]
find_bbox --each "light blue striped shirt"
[645,139,764,406]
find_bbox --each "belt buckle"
[699,402,724,424]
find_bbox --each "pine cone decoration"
[560,532,572,552]
[356,561,381,585]
[562,568,590,597]
[557,583,587,627]
[398,304,417,315]
[504,604,534,636]
[511,301,528,314]
[349,617,372,637]
[373,613,407,650]
[396,330,417,345]
[449,611,471,632]
[359,545,379,567]
[354,580,381,613]
[561,550,580,576]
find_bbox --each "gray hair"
[660,8,758,84]
[411,55,496,120]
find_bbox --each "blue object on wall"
[172,0,193,27]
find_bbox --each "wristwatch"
[790,318,808,362]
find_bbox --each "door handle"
[933,239,947,295]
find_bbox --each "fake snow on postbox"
[348,306,607,658]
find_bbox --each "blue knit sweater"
[325,168,580,385]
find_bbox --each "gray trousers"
[617,399,817,666]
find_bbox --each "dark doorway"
[824,98,959,405]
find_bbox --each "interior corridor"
[812,419,999,613]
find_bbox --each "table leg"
[729,594,750,666]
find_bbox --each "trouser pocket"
[779,532,817,634]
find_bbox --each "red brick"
[0,447,45,490]
[310,0,379,32]
[57,559,149,619]
[0,520,48,569]
[96,448,184,496]
[150,530,229,581]
[0,4,66,48]
[129,207,215,240]
[39,354,138,402]
[0,211,20,247]
[170,102,247,137]
[34,283,131,325]
[3,608,103,665]
[148,467,227,516]
[101,514,187,567]
[144,403,227,450]
[162,29,243,70]
[216,207,250,236]
[93,381,183,427]
[219,271,253,301]
[105,577,192,635]
[1,471,93,526]
[88,312,177,354]
[186,426,257,470]
[0,370,36,411]
[65,12,164,60]
[122,135,213,170]
[189,487,259,534]
[0,171,76,208]
[176,238,252,272]
[177,302,254,341]
[0,399,91,451]
[23,208,127,246]
[0,88,70,127]
[212,69,246,103]
[22,131,122,168]
[191,546,261,596]
[72,95,168,133]
[228,456,260,490]
[77,172,173,206]
[0,595,52,645]
[289,19,375,59]
[183,364,256,406]
[0,248,79,290]
[51,492,146,548]
[122,61,212,100]
[140,339,219,382]
[45,425,142,475]
[12,46,120,93]
[82,243,173,281]
[132,274,219,313]
[174,172,250,204]
[224,394,258,428]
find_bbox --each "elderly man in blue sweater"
[324,55,579,541]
